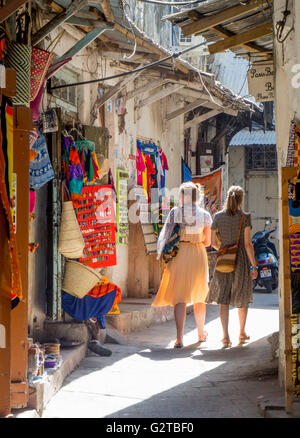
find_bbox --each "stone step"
[106,298,192,335]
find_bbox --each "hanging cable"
[49,40,207,90]
[136,0,204,5]
[121,0,137,60]
[276,0,294,43]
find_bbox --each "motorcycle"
[252,220,279,293]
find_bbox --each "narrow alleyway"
[42,292,282,418]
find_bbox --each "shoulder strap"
[236,213,244,246]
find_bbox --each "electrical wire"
[49,40,207,90]
[276,0,294,43]
[121,0,137,60]
[136,0,204,5]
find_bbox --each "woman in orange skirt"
[152,182,212,348]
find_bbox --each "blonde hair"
[179,182,204,205]
[224,186,244,216]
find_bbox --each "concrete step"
[106,298,192,335]
[25,343,87,416]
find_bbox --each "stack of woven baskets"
[58,183,102,299]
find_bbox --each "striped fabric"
[6,41,31,107]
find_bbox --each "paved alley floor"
[42,291,283,418]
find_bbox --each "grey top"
[205,210,253,308]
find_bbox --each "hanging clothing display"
[29,133,54,190]
[136,140,169,203]
[61,135,102,200]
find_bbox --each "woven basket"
[58,201,85,258]
[62,260,102,299]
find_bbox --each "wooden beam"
[208,22,273,55]
[208,24,273,59]
[101,0,115,23]
[0,0,28,23]
[166,98,208,121]
[183,9,272,59]
[125,79,170,100]
[114,23,190,75]
[138,83,184,107]
[184,109,220,128]
[32,0,89,46]
[182,0,271,37]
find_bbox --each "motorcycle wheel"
[265,281,273,294]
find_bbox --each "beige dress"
[152,224,210,307]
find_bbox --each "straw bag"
[62,260,102,298]
[215,214,244,273]
[5,12,32,107]
[58,182,85,258]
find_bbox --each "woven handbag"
[215,214,244,273]
[5,41,31,107]
[62,260,102,299]
[58,181,85,258]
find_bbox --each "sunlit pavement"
[42,291,283,418]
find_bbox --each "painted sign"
[247,62,274,102]
[116,169,129,244]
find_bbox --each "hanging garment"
[1,96,12,202]
[144,154,155,202]
[136,146,146,186]
[29,134,54,190]
[0,130,22,299]
[61,289,117,329]
[158,149,169,196]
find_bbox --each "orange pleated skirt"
[152,240,209,307]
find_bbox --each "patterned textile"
[0,24,8,62]
[162,223,181,265]
[88,277,121,305]
[294,126,300,167]
[30,47,53,102]
[206,211,253,308]
[193,167,223,216]
[289,234,300,272]
[29,134,54,189]
[5,41,32,107]
[0,129,22,299]
[286,121,296,167]
[291,314,300,396]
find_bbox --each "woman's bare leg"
[238,307,248,338]
[219,304,230,341]
[193,302,207,341]
[174,303,187,345]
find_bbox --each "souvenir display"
[73,185,117,268]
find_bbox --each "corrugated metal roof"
[229,129,276,146]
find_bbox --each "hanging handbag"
[162,223,181,264]
[29,133,54,189]
[215,214,244,273]
[58,181,85,259]
[5,12,32,107]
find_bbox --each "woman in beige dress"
[152,182,212,348]
[206,186,258,348]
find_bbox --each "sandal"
[198,331,208,343]
[239,335,250,344]
[221,338,232,349]
[174,342,183,349]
